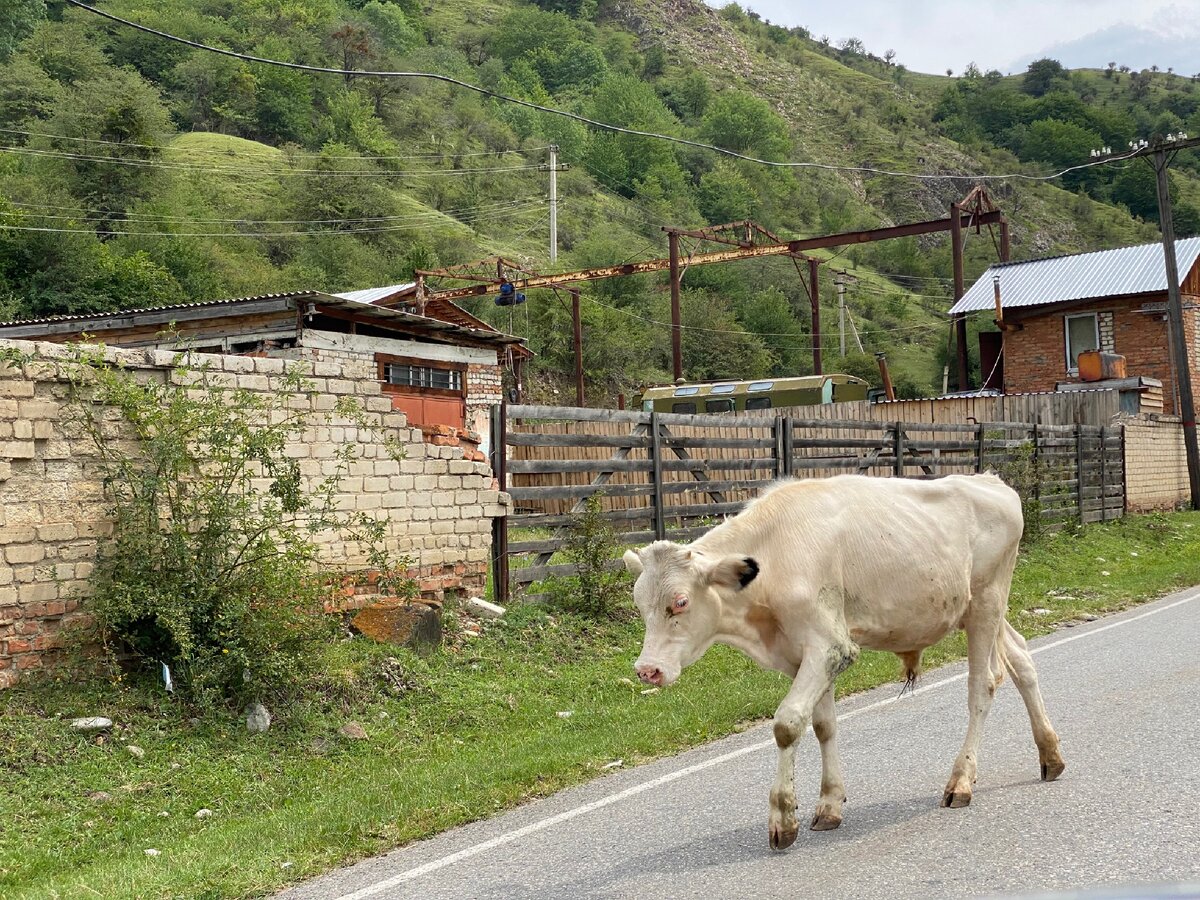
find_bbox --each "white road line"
[328,589,1200,900]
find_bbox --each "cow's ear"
[700,555,759,590]
[623,549,644,576]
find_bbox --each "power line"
[0,200,546,238]
[0,144,546,178]
[5,196,545,226]
[0,127,548,161]
[63,0,1140,183]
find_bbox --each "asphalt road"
[284,588,1200,900]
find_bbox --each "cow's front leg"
[809,685,845,831]
[769,644,852,850]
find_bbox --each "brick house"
[950,238,1200,414]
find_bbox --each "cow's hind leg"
[769,643,854,850]
[809,685,846,831]
[942,600,1004,809]
[1001,620,1065,781]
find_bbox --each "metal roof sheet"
[948,237,1200,316]
[332,283,415,305]
[0,291,320,329]
[0,291,526,347]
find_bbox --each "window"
[672,401,697,413]
[705,398,735,412]
[710,384,735,394]
[1064,313,1100,372]
[748,380,774,392]
[673,386,699,396]
[746,396,772,410]
[383,362,462,391]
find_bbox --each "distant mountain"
[1012,23,1200,75]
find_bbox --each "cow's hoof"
[1040,755,1066,782]
[941,789,972,808]
[769,822,798,850]
[809,810,842,831]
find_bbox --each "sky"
[705,1,1200,76]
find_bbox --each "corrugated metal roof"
[0,291,319,329]
[948,237,1200,316]
[332,283,415,305]
[0,290,526,347]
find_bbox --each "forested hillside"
[0,0,1189,399]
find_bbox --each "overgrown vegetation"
[2,510,1200,898]
[62,347,411,707]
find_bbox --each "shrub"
[546,494,629,618]
[63,347,411,707]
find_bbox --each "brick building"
[950,238,1200,413]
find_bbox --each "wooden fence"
[491,405,1124,602]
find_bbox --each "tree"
[1105,62,1116,79]
[1022,57,1067,96]
[700,89,790,159]
[0,0,44,62]
[883,49,896,67]
[696,164,758,224]
[360,0,420,53]
[43,68,174,234]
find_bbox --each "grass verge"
[3,511,1200,898]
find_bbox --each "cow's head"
[623,541,759,687]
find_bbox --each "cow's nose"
[636,665,663,686]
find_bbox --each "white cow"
[623,473,1064,850]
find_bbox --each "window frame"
[1063,312,1100,374]
[376,354,467,398]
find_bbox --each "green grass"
[3,510,1200,899]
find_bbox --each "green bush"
[546,494,630,619]
[64,347,411,707]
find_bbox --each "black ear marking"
[738,557,759,588]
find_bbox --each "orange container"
[1077,350,1126,382]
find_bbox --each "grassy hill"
[0,0,1189,401]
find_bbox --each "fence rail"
[493,404,1124,602]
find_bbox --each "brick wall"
[0,340,508,686]
[1004,295,1183,413]
[1124,415,1190,512]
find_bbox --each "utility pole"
[571,288,584,406]
[668,230,683,382]
[1094,132,1200,508]
[1153,144,1200,509]
[541,146,569,263]
[951,201,968,392]
[548,144,558,263]
[808,258,822,376]
[836,273,846,357]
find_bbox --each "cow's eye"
[671,595,689,613]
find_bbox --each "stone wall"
[0,340,508,686]
[1124,415,1190,512]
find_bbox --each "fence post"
[1099,425,1109,522]
[783,416,795,477]
[1075,423,1085,524]
[489,403,510,605]
[650,412,666,540]
[1032,422,1041,506]
[774,416,786,479]
[893,421,904,477]
[975,422,985,473]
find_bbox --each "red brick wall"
[1004,294,1190,414]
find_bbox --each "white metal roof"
[948,237,1200,316]
[332,283,416,305]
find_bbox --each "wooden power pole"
[1152,144,1200,508]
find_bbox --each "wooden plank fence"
[493,404,1124,602]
